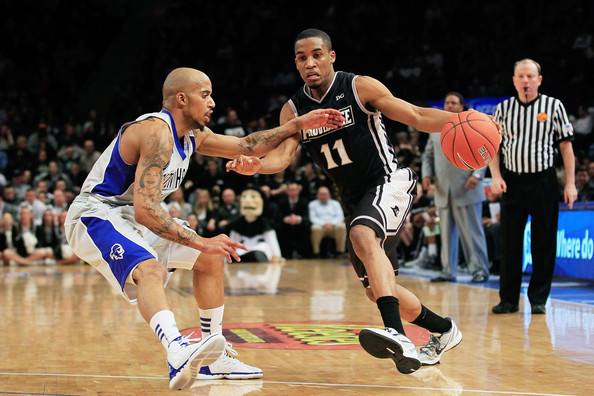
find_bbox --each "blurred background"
[1,0,592,146]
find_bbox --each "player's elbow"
[133,204,153,227]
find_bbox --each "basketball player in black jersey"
[227,28,480,373]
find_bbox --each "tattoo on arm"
[237,127,292,154]
[136,133,198,246]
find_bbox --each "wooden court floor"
[1,258,593,395]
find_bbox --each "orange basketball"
[440,110,500,170]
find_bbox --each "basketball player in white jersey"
[65,67,344,391]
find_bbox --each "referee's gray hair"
[514,58,541,75]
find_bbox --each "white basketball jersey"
[80,110,195,204]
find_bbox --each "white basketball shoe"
[359,327,421,374]
[418,318,463,366]
[198,342,263,380]
[167,333,226,391]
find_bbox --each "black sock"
[376,296,405,334]
[411,305,452,334]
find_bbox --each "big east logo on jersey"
[301,106,353,142]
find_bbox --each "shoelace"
[224,342,240,359]
[169,331,201,347]
[420,335,441,355]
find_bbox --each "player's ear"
[330,50,336,64]
[177,92,186,105]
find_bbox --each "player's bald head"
[162,67,209,103]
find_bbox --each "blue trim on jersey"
[190,135,196,152]
[81,216,155,290]
[161,110,187,160]
[90,136,137,197]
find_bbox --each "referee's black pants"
[499,167,559,306]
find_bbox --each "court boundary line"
[0,372,578,396]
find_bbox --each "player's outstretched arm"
[356,76,454,133]
[132,122,246,262]
[198,108,344,159]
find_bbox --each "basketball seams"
[461,119,498,152]
[440,110,499,170]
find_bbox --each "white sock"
[199,305,224,337]
[150,310,182,350]
[428,243,437,257]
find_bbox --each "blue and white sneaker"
[359,327,421,374]
[418,318,462,366]
[168,333,226,390]
[198,342,263,379]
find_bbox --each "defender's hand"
[295,109,345,131]
[226,155,262,175]
[199,234,248,263]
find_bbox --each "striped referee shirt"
[494,94,574,173]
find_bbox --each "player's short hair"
[294,28,333,52]
[514,58,541,75]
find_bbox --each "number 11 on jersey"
[320,139,353,169]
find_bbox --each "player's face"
[187,77,215,131]
[444,95,463,113]
[513,62,542,100]
[294,37,336,90]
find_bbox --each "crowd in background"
[1,1,593,267]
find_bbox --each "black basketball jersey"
[288,71,400,204]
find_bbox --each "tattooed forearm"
[135,128,199,247]
[237,127,293,154]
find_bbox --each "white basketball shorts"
[65,194,201,304]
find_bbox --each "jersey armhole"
[352,75,378,116]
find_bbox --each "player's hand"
[489,176,507,194]
[295,109,345,131]
[564,183,577,210]
[226,155,262,175]
[199,234,248,263]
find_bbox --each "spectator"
[166,188,192,220]
[308,186,347,258]
[33,160,73,191]
[19,188,48,226]
[0,187,19,220]
[576,165,594,201]
[80,139,102,173]
[296,161,329,201]
[192,189,218,237]
[34,208,61,265]
[216,188,240,231]
[201,157,227,197]
[216,108,247,137]
[276,182,312,259]
[50,189,69,220]
[2,207,52,266]
[11,169,32,204]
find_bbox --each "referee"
[488,58,577,315]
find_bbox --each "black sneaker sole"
[359,329,421,374]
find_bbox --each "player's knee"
[133,260,167,284]
[193,253,224,275]
[349,226,377,254]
